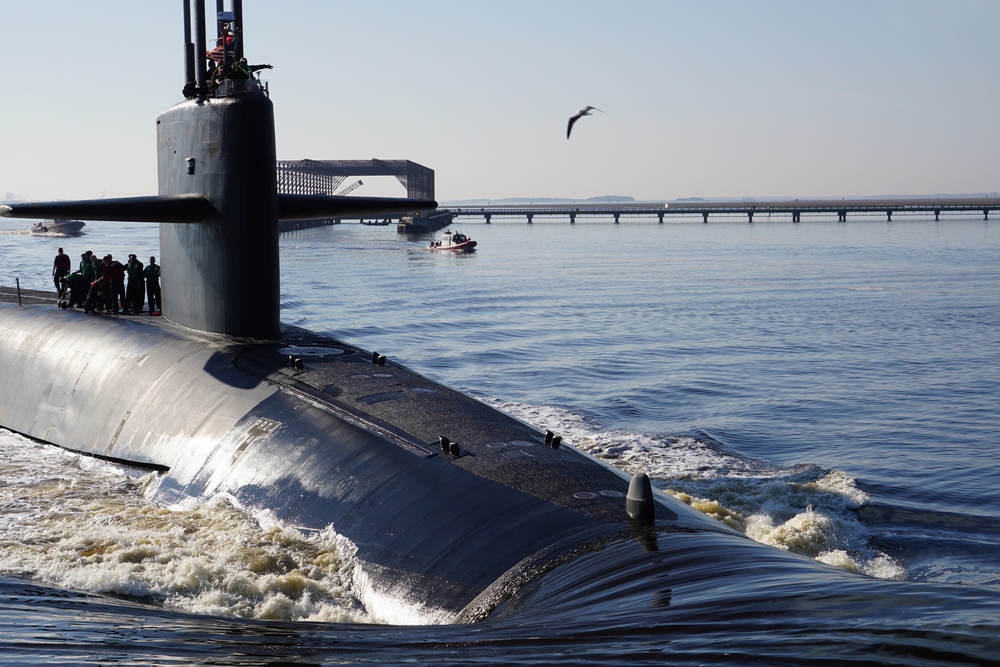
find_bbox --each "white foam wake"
[0,431,379,622]
[484,398,905,581]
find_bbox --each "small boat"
[429,229,477,252]
[30,219,86,235]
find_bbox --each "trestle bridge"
[445,198,999,224]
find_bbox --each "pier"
[445,197,999,224]
[277,159,434,201]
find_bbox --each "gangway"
[335,180,364,196]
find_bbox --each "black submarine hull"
[0,293,745,621]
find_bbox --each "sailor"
[231,57,252,79]
[144,256,162,315]
[205,23,237,90]
[231,57,272,79]
[52,247,71,295]
[84,261,108,314]
[126,254,145,314]
[78,251,96,288]
[62,270,87,309]
[104,255,126,314]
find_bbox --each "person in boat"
[125,254,145,314]
[52,247,71,296]
[144,256,162,315]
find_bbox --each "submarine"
[2,1,790,623]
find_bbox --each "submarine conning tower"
[160,1,279,339]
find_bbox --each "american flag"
[207,32,237,63]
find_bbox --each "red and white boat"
[429,229,477,252]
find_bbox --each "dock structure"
[445,197,999,224]
[275,159,436,231]
[277,159,434,201]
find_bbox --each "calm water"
[1,214,999,664]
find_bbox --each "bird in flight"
[567,105,602,139]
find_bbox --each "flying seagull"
[567,105,602,139]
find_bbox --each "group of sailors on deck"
[52,248,161,316]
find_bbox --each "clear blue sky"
[2,1,998,202]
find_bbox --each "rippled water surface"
[2,215,999,664]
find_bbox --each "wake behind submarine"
[2,2,835,623]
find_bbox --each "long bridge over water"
[445,197,999,224]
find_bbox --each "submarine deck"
[0,285,717,529]
[0,285,59,307]
[1,284,743,619]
